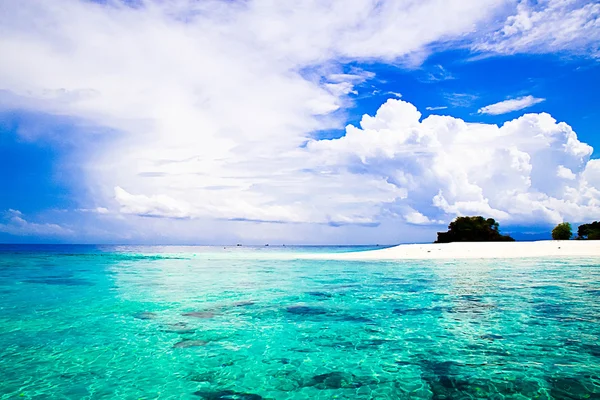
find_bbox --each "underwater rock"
[354,339,396,350]
[393,306,447,315]
[419,360,483,399]
[286,305,328,315]
[260,357,291,365]
[162,322,196,334]
[189,372,218,383]
[291,348,314,353]
[173,340,208,348]
[182,311,215,319]
[480,334,504,341]
[233,301,255,307]
[173,329,197,335]
[306,371,362,389]
[163,327,196,334]
[134,312,158,320]
[449,301,495,315]
[193,390,264,400]
[582,343,600,357]
[24,277,94,286]
[307,291,333,298]
[549,377,597,399]
[338,315,374,323]
[585,289,600,297]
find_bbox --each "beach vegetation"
[552,222,572,240]
[576,221,600,240]
[435,216,515,243]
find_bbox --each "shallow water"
[1,245,599,399]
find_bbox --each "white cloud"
[478,95,545,115]
[445,93,479,107]
[328,70,376,84]
[475,0,600,58]
[426,106,448,111]
[557,165,577,180]
[422,65,455,82]
[308,99,597,226]
[77,207,110,214]
[114,187,193,219]
[404,209,444,225]
[0,210,73,236]
[0,0,598,242]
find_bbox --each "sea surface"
[1,245,599,399]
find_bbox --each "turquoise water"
[1,245,599,399]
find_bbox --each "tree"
[577,221,600,240]
[435,216,515,243]
[552,222,572,240]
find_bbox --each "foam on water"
[0,245,599,399]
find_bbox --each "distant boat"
[236,244,242,246]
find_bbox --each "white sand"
[305,240,600,260]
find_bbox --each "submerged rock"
[134,312,158,320]
[193,390,264,400]
[24,277,94,286]
[480,334,503,341]
[233,301,256,307]
[307,291,333,298]
[173,340,208,348]
[338,315,374,323]
[286,305,328,316]
[163,327,196,334]
[393,306,447,315]
[306,371,362,389]
[162,322,196,334]
[549,377,598,399]
[182,311,215,319]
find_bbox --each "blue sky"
[1,0,599,244]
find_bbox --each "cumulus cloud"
[308,99,597,226]
[0,0,598,242]
[478,96,545,115]
[474,0,600,58]
[404,209,445,226]
[557,165,577,180]
[0,210,73,236]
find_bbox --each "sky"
[0,0,599,245]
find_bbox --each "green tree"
[552,222,572,240]
[435,216,515,243]
[577,221,600,240]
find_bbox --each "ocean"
[1,245,599,399]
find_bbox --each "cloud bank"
[308,99,597,226]
[113,98,598,229]
[0,210,73,237]
[0,0,598,242]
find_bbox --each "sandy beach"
[307,240,600,260]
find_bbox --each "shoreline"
[304,240,600,260]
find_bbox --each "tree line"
[435,216,600,243]
[551,221,600,240]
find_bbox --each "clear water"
[1,245,599,399]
